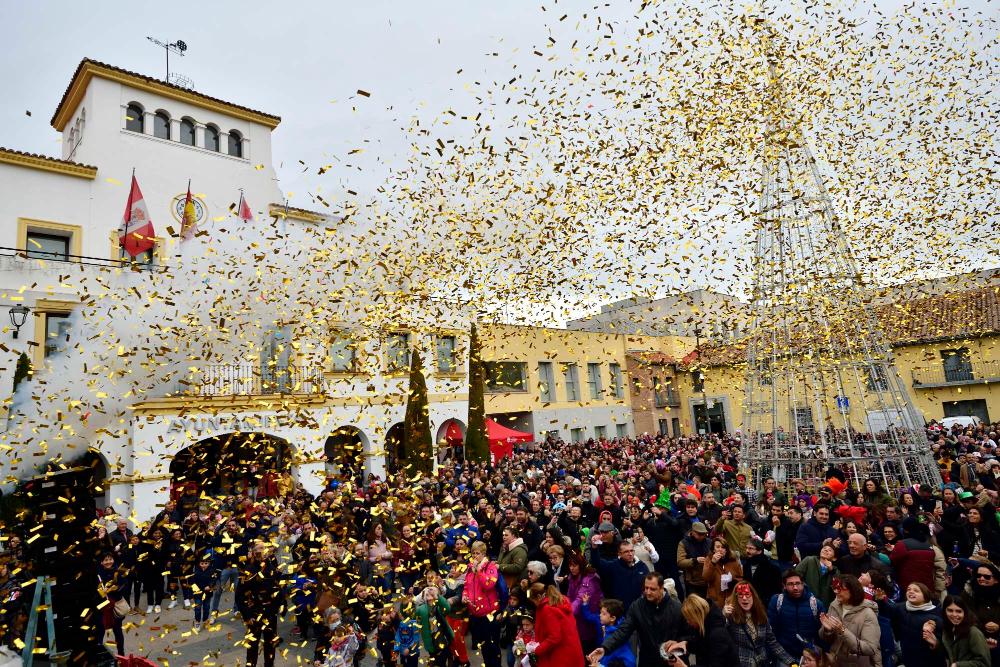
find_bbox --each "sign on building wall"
[167,413,296,435]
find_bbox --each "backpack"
[775,593,818,618]
[495,568,510,608]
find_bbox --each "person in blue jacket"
[393,612,421,667]
[794,503,840,559]
[767,569,825,658]
[594,542,650,611]
[582,598,637,667]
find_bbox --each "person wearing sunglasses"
[962,561,1000,664]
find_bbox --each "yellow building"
[680,286,1000,433]
[480,324,633,442]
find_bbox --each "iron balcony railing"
[171,364,326,397]
[0,246,168,272]
[912,360,1000,388]
[654,389,681,408]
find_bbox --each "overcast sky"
[5,0,983,207]
[1,1,589,207]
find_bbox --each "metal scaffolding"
[739,31,941,492]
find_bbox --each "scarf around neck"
[906,600,936,612]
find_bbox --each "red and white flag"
[237,193,254,222]
[118,173,156,258]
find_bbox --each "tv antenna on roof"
[146,36,187,82]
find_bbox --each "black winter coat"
[602,594,685,667]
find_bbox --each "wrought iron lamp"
[8,305,29,339]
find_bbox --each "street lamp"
[8,305,29,339]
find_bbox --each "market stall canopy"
[486,418,533,462]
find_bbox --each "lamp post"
[694,326,709,434]
[8,305,29,339]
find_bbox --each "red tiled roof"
[51,59,281,130]
[0,146,97,178]
[693,286,1000,367]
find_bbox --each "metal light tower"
[740,27,940,492]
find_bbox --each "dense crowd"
[2,418,1000,667]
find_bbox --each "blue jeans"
[194,594,212,623]
[211,567,239,612]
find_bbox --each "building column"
[129,478,171,523]
[219,132,231,155]
[143,111,155,136]
[241,137,251,161]
[292,461,326,497]
[194,123,206,149]
[170,118,181,142]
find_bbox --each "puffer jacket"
[533,596,584,667]
[889,538,937,593]
[794,517,839,558]
[767,589,824,657]
[463,560,500,618]
[819,599,882,667]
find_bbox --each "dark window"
[44,313,71,358]
[228,130,243,157]
[25,232,69,260]
[484,361,528,392]
[941,348,973,383]
[692,369,705,393]
[125,103,144,133]
[867,365,889,391]
[153,112,170,139]
[179,118,196,146]
[205,125,220,152]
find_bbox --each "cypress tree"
[12,352,31,392]
[403,348,434,475]
[465,322,489,462]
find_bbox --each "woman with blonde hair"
[663,594,737,667]
[723,582,794,667]
[526,583,584,666]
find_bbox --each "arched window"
[228,130,243,158]
[125,103,144,133]
[205,125,220,152]
[179,118,195,146]
[153,111,171,140]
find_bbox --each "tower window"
[153,111,171,140]
[205,125,220,152]
[179,118,196,146]
[125,103,144,133]
[228,130,243,158]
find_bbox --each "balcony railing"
[0,246,167,272]
[654,390,681,408]
[171,364,326,397]
[912,360,1000,388]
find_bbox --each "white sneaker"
[154,605,161,613]
[145,605,153,614]
[167,599,178,610]
[183,599,191,609]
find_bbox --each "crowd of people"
[2,418,1000,667]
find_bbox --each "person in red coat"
[527,583,585,667]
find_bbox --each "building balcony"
[911,360,1000,389]
[170,364,326,397]
[654,390,681,408]
[0,246,167,272]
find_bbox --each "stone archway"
[325,426,370,480]
[435,418,466,463]
[169,431,292,504]
[384,422,405,474]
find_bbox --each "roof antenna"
[145,37,192,88]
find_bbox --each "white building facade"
[0,59,471,521]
